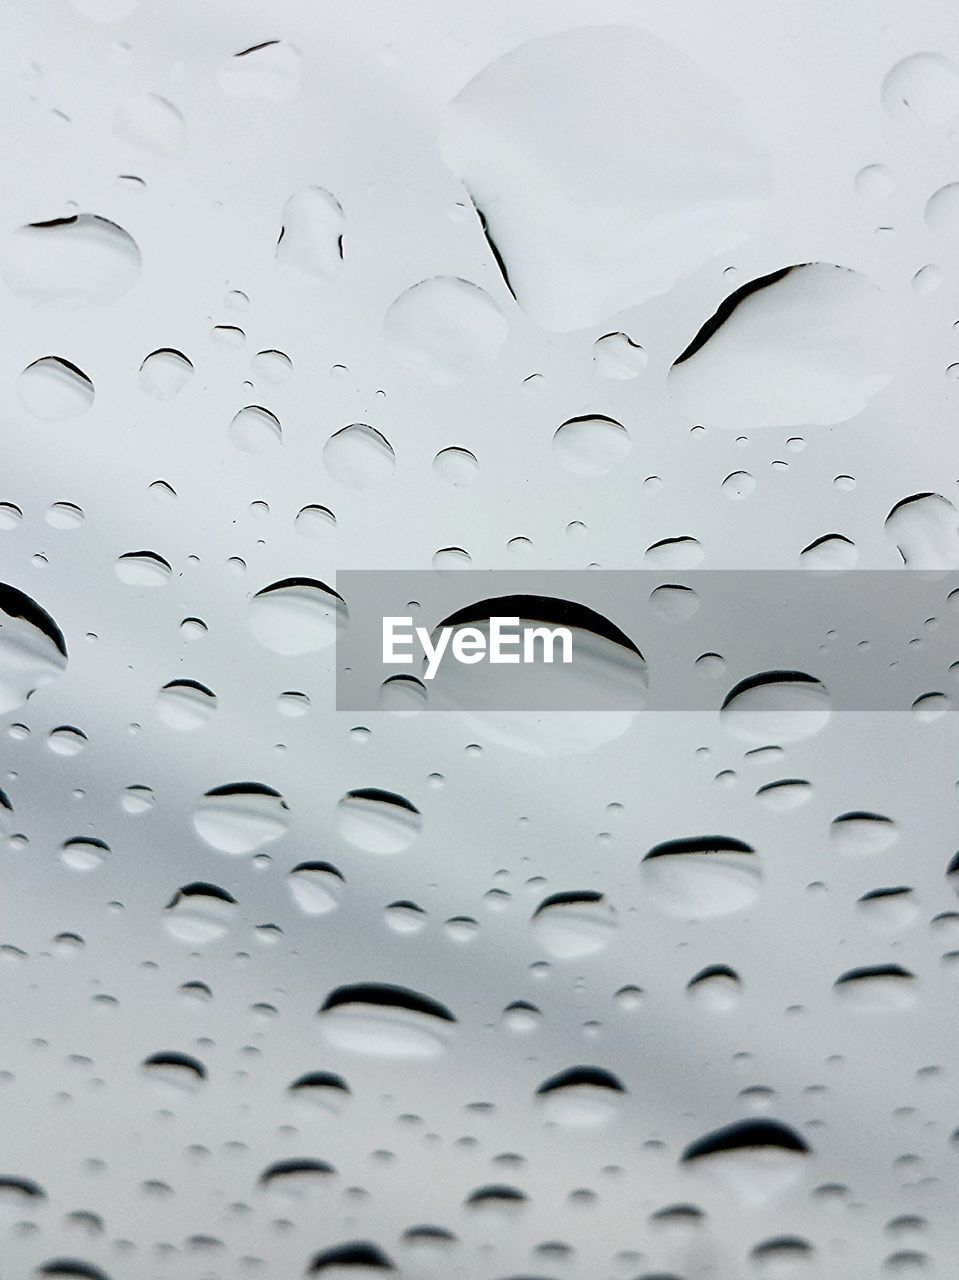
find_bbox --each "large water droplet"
[885,493,959,567]
[139,349,193,400]
[530,891,617,958]
[834,965,917,1010]
[113,94,186,157]
[641,836,761,918]
[336,789,421,854]
[287,862,345,915]
[192,783,289,854]
[18,357,94,420]
[536,1066,625,1127]
[440,26,771,330]
[323,424,395,489]
[3,214,141,305]
[882,52,959,126]
[218,40,301,101]
[163,882,237,945]
[552,414,631,475]
[681,1119,810,1207]
[670,265,898,428]
[384,277,507,384]
[229,404,282,454]
[249,578,346,655]
[0,584,67,714]
[721,672,831,743]
[317,984,455,1059]
[276,187,344,278]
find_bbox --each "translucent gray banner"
[334,570,959,714]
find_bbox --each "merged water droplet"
[440,25,771,329]
[593,331,646,378]
[276,187,344,278]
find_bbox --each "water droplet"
[433,447,479,487]
[721,672,831,743]
[307,1242,394,1277]
[323,424,395,489]
[156,680,217,730]
[18,358,94,420]
[46,502,84,529]
[164,882,237,944]
[882,52,959,126]
[830,811,898,856]
[440,26,771,329]
[113,94,186,157]
[886,493,959,567]
[593,332,647,378]
[536,1066,626,1127]
[229,405,282,454]
[0,584,67,713]
[192,783,289,855]
[317,984,455,1059]
[681,1119,810,1207]
[294,505,336,538]
[834,965,917,1010]
[552,414,631,475]
[287,862,345,915]
[249,578,346,654]
[115,551,172,586]
[218,40,301,102]
[336,789,421,854]
[531,891,617,958]
[649,584,699,621]
[799,533,858,569]
[687,965,742,1011]
[276,187,344,278]
[139,349,193,400]
[642,836,761,918]
[670,264,898,428]
[3,214,141,305]
[384,277,507,384]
